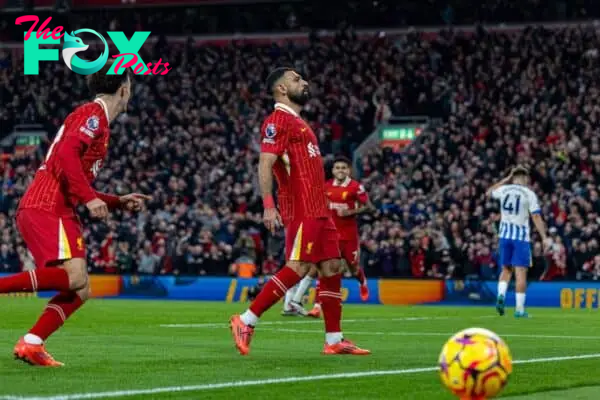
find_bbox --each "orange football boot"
[322,339,371,355]
[229,315,254,356]
[359,283,370,302]
[13,338,64,367]
[307,305,321,318]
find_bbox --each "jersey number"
[502,194,521,215]
[40,125,65,169]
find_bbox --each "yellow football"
[439,328,513,399]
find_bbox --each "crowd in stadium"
[2,2,600,281]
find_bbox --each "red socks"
[319,273,343,333]
[29,291,84,341]
[314,279,321,305]
[0,268,70,293]
[355,267,366,286]
[249,266,302,317]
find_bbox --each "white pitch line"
[2,353,600,400]
[260,328,600,341]
[160,315,493,328]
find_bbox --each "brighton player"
[229,67,370,355]
[290,156,372,318]
[0,61,151,366]
[487,166,549,318]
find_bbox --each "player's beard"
[288,88,310,106]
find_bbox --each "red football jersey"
[260,103,329,223]
[19,99,111,216]
[325,177,369,240]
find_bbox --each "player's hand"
[337,209,352,217]
[86,198,109,220]
[263,208,283,234]
[119,193,153,212]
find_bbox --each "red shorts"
[16,209,85,268]
[285,217,340,264]
[339,236,360,266]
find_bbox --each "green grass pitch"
[0,297,599,399]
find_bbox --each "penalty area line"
[2,353,600,400]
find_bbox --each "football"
[438,328,513,399]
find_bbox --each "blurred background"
[1,0,600,285]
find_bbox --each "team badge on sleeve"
[265,123,276,138]
[80,116,100,139]
[87,116,99,131]
[263,123,277,144]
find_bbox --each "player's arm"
[97,191,153,212]
[485,169,515,198]
[531,214,547,241]
[258,152,278,205]
[259,118,287,233]
[343,204,371,216]
[55,127,108,219]
[343,184,374,216]
[95,191,121,210]
[529,191,550,250]
[259,152,283,233]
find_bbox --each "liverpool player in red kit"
[229,67,370,356]
[290,156,372,318]
[326,156,371,293]
[0,61,151,367]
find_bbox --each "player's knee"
[68,269,88,291]
[515,268,527,285]
[287,261,311,277]
[76,283,92,302]
[63,258,89,290]
[319,258,342,276]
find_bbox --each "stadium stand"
[1,1,600,280]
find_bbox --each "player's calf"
[496,267,512,316]
[0,257,89,295]
[231,264,305,355]
[0,268,70,293]
[514,267,528,317]
[21,259,90,361]
[290,273,316,314]
[318,258,369,354]
[347,262,369,301]
[282,284,298,315]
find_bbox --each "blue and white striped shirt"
[491,184,540,243]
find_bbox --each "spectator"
[16,245,35,272]
[116,241,134,273]
[261,254,279,276]
[137,243,161,275]
[229,255,257,279]
[234,230,257,264]
[0,243,19,273]
[2,18,600,279]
